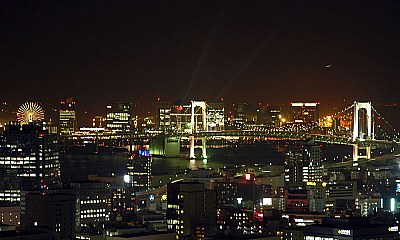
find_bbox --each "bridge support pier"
[353,144,372,166]
[190,136,195,159]
[366,146,371,160]
[202,137,207,159]
[189,136,207,159]
[352,144,358,166]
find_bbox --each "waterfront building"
[59,98,76,135]
[207,102,225,131]
[106,103,131,133]
[155,101,172,131]
[290,102,319,124]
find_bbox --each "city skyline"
[2,1,400,107]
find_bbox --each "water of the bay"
[60,144,353,183]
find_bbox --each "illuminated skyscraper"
[290,102,320,124]
[284,142,322,187]
[0,124,60,203]
[59,98,76,135]
[155,101,172,131]
[126,151,152,193]
[106,103,131,133]
[207,102,225,131]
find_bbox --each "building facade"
[284,142,322,187]
[59,98,76,135]
[0,124,60,204]
[106,103,131,133]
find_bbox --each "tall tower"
[189,101,207,159]
[352,101,374,163]
[59,98,76,135]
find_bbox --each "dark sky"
[1,1,400,110]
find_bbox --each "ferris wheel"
[17,102,44,124]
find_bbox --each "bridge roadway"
[60,130,396,149]
[324,153,400,169]
[170,130,395,149]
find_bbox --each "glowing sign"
[306,182,316,186]
[139,150,150,157]
[245,174,251,181]
[262,198,272,206]
[149,194,155,201]
[337,229,351,235]
[396,182,400,192]
[388,226,398,232]
[161,194,167,201]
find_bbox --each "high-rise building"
[290,102,320,124]
[106,103,131,133]
[284,142,322,187]
[0,124,60,204]
[207,102,225,131]
[92,115,105,128]
[22,192,76,240]
[70,181,110,229]
[167,182,216,239]
[126,151,152,193]
[59,98,76,135]
[155,101,172,131]
[256,105,282,127]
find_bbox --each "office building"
[0,124,60,204]
[22,192,76,240]
[155,101,172,131]
[207,102,225,131]
[106,103,131,133]
[291,102,320,124]
[70,181,110,229]
[0,204,20,226]
[92,115,105,128]
[285,189,310,213]
[284,142,322,187]
[232,103,258,125]
[326,181,358,214]
[167,182,216,239]
[59,98,76,135]
[126,151,152,193]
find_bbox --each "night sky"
[2,1,400,112]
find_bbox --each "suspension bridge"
[174,101,398,162]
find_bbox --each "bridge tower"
[189,101,207,159]
[352,101,374,164]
